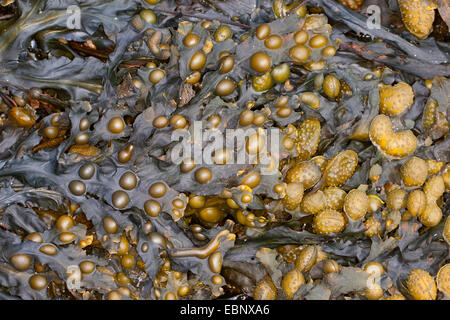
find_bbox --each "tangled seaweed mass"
[0,0,449,301]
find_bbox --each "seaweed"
[0,0,448,300]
